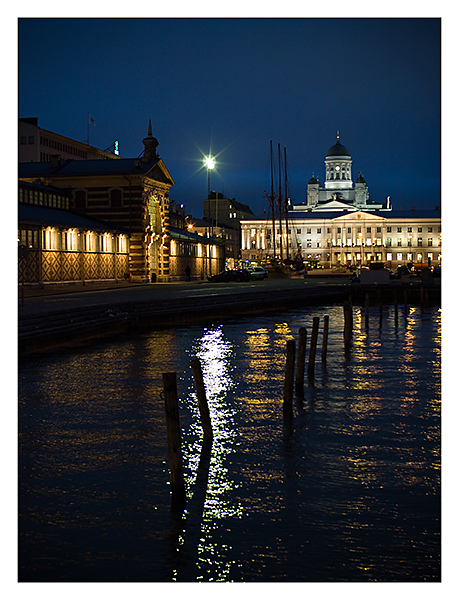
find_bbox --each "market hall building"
[18,120,225,284]
[241,136,441,268]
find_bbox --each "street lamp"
[205,156,215,198]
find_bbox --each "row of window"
[296,238,438,248]
[250,225,440,236]
[18,229,127,253]
[19,187,70,210]
[74,189,123,209]
[40,136,87,158]
[253,237,438,248]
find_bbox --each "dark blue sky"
[18,18,441,217]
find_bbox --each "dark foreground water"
[18,303,441,582]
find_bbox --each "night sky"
[18,17,441,218]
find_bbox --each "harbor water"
[18,302,441,582]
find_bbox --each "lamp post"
[205,156,216,236]
[205,156,215,198]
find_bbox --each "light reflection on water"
[18,303,441,582]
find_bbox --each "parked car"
[246,266,269,280]
[208,269,250,283]
[392,265,411,279]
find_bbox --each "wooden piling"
[321,315,329,363]
[394,290,399,327]
[284,339,295,414]
[364,293,369,329]
[378,290,383,327]
[308,317,320,380]
[404,289,408,317]
[295,328,307,397]
[162,372,186,507]
[190,358,213,439]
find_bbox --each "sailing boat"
[264,141,305,275]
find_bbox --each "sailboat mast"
[284,146,289,260]
[270,140,276,258]
[277,142,283,260]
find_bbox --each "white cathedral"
[293,132,391,213]
[240,134,441,268]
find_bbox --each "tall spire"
[337,129,340,141]
[142,119,159,162]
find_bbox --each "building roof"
[18,156,174,185]
[245,208,441,222]
[169,226,224,244]
[18,203,129,232]
[19,179,72,196]
[326,140,351,157]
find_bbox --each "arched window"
[110,188,122,207]
[74,190,86,209]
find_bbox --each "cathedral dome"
[326,140,350,157]
[308,175,319,184]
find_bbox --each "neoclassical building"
[298,133,390,212]
[241,135,441,268]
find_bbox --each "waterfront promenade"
[18,274,440,357]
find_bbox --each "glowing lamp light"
[205,156,215,170]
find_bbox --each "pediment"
[333,210,386,221]
[145,159,175,186]
[315,199,354,210]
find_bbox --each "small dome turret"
[141,119,159,162]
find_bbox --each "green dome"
[326,139,350,157]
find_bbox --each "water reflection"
[178,325,243,581]
[19,304,441,582]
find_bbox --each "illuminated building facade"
[241,208,441,268]
[241,135,440,268]
[19,121,174,281]
[18,180,129,285]
[299,133,391,212]
[18,121,225,282]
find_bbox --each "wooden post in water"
[321,315,329,363]
[190,358,213,439]
[394,290,399,327]
[284,339,295,414]
[378,290,383,328]
[295,328,307,397]
[404,289,408,317]
[364,293,369,329]
[308,317,320,380]
[162,372,186,508]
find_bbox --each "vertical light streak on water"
[177,325,244,581]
